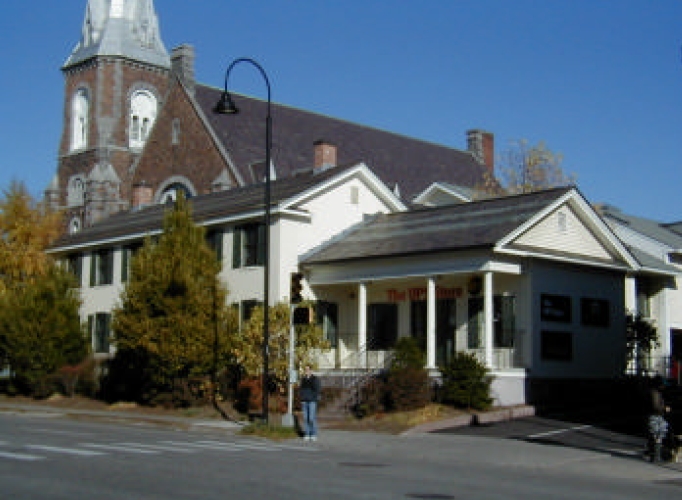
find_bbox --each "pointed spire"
[64,0,170,69]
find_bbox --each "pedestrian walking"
[299,365,321,441]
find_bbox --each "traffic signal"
[293,306,313,325]
[290,272,303,304]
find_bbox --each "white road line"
[26,444,104,456]
[527,424,593,439]
[80,443,160,454]
[161,440,245,452]
[0,450,45,461]
[116,442,197,453]
[28,428,94,437]
[197,440,281,451]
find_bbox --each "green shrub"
[439,352,492,411]
[383,337,431,412]
[385,366,431,411]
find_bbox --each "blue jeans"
[301,401,317,437]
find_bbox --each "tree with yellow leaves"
[0,181,88,395]
[231,301,330,393]
[0,181,63,293]
[475,140,576,198]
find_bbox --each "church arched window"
[129,90,157,149]
[71,89,89,151]
[160,182,192,204]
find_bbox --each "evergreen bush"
[439,352,492,411]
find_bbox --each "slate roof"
[50,163,359,251]
[599,207,682,250]
[302,187,573,264]
[599,207,682,274]
[195,84,487,201]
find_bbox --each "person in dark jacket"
[299,365,321,441]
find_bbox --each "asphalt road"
[1,411,681,499]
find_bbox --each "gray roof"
[302,187,573,264]
[50,162,356,251]
[195,85,487,202]
[599,207,682,250]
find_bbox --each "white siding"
[514,205,612,260]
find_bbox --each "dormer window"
[669,251,682,266]
[129,90,157,149]
[71,89,89,151]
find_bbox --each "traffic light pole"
[282,303,297,428]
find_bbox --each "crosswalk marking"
[161,440,246,452]
[115,442,197,453]
[80,443,160,454]
[0,438,317,462]
[25,444,104,456]
[196,440,282,451]
[0,450,44,461]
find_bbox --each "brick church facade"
[46,0,494,233]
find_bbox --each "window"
[121,244,142,283]
[160,182,192,203]
[540,294,572,323]
[71,89,89,151]
[541,330,572,361]
[172,118,181,145]
[316,301,338,347]
[65,254,83,286]
[350,186,359,205]
[241,300,261,323]
[467,296,516,349]
[206,230,224,266]
[581,298,609,327]
[88,313,111,354]
[67,176,86,207]
[232,223,265,268]
[129,90,157,148]
[367,303,398,350]
[90,249,114,286]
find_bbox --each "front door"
[411,299,456,367]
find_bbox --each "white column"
[426,276,437,369]
[484,271,494,369]
[624,275,637,314]
[358,282,367,369]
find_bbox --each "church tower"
[55,0,171,230]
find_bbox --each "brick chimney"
[171,44,196,95]
[467,129,494,172]
[313,140,337,170]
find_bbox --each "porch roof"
[302,187,573,264]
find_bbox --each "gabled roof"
[49,162,404,252]
[194,84,487,201]
[598,206,682,275]
[302,187,576,264]
[302,187,638,271]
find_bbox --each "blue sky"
[1,1,680,221]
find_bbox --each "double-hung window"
[88,313,111,354]
[90,249,114,286]
[232,223,265,268]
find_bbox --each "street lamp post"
[215,57,272,424]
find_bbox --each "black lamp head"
[214,91,240,114]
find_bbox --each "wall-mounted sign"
[386,287,462,302]
[540,294,572,323]
[581,298,609,327]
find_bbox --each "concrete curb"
[401,405,535,435]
